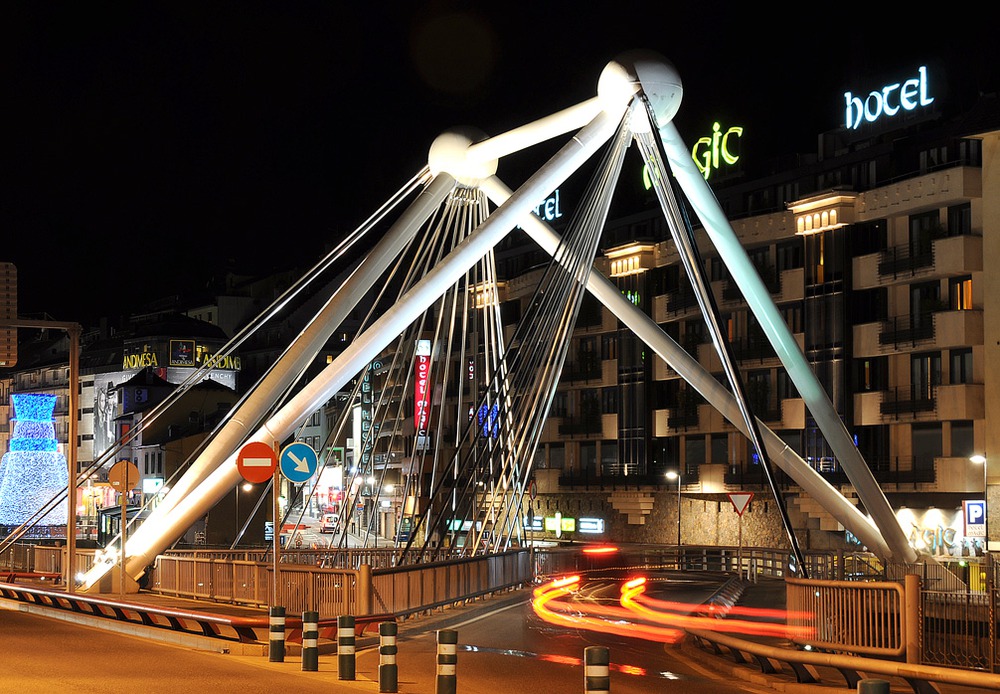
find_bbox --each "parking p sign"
[963,500,986,538]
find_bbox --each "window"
[911,352,942,399]
[911,423,942,471]
[949,276,973,310]
[950,349,972,385]
[951,421,974,460]
[856,357,887,392]
[776,239,802,272]
[910,281,941,324]
[551,392,567,418]
[948,203,971,236]
[711,434,728,465]
[909,211,939,257]
[684,435,704,475]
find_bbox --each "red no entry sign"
[236,441,278,484]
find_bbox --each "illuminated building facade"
[509,63,1000,554]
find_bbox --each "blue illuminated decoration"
[477,403,499,439]
[0,393,68,525]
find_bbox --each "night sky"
[6,3,998,323]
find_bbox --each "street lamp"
[971,455,988,552]
[666,470,682,552]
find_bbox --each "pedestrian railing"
[151,548,531,618]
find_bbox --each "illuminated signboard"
[544,515,576,532]
[844,66,933,130]
[896,506,979,557]
[578,517,605,534]
[643,121,743,184]
[534,189,562,222]
[518,190,563,229]
[169,339,195,366]
[414,340,431,450]
[691,122,743,179]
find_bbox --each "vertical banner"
[415,339,431,451]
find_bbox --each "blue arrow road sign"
[279,442,319,483]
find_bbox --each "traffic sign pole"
[272,445,280,608]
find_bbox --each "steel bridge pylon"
[81,50,936,593]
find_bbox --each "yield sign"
[727,492,754,516]
[237,441,278,484]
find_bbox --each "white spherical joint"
[597,50,683,127]
[428,128,498,188]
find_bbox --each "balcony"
[879,385,936,419]
[557,415,604,437]
[853,232,983,289]
[854,309,982,356]
[934,383,985,421]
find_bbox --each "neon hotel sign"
[844,65,933,130]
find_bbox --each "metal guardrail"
[787,576,906,657]
[152,549,532,618]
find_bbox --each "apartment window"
[911,352,942,399]
[548,443,565,469]
[684,435,704,475]
[601,334,617,360]
[781,304,803,334]
[909,211,940,257]
[951,421,974,460]
[856,357,887,392]
[919,146,948,172]
[775,239,802,272]
[950,349,973,384]
[711,434,728,465]
[911,423,942,471]
[601,387,618,415]
[910,281,941,323]
[949,276,973,310]
[551,392,567,418]
[948,203,972,236]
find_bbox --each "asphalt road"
[0,571,774,694]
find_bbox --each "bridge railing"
[151,548,531,618]
[786,575,907,657]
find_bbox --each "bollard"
[857,680,890,694]
[435,629,458,694]
[301,610,319,672]
[337,614,356,680]
[268,606,286,663]
[379,621,398,693]
[584,646,610,694]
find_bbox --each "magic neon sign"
[844,66,934,130]
[643,121,743,185]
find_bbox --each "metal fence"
[151,549,531,618]
[786,576,906,657]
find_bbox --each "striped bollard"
[301,610,319,672]
[379,621,398,693]
[584,646,610,693]
[268,606,285,662]
[435,629,458,694]
[337,614,356,680]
